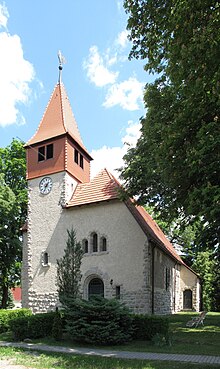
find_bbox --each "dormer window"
[38,144,54,162]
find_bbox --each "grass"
[0,346,220,369]
[0,312,220,369]
[19,311,220,357]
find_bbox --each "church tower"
[22,57,92,311]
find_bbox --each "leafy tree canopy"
[0,139,27,308]
[0,175,21,307]
[122,0,220,249]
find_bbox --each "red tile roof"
[67,168,119,207]
[24,82,92,159]
[66,168,184,265]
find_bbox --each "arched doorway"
[183,289,192,309]
[88,278,104,299]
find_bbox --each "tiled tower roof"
[25,82,91,158]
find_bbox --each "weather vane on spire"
[58,50,66,83]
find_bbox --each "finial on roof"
[58,50,66,83]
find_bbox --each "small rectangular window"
[74,149,79,164]
[166,267,171,290]
[46,144,53,159]
[116,286,120,299]
[38,146,45,162]
[80,154,84,169]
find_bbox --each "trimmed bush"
[131,314,169,341]
[64,296,133,345]
[10,312,56,341]
[52,308,63,341]
[0,308,32,333]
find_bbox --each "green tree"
[0,138,27,223]
[0,175,21,308]
[64,296,133,345]
[192,251,215,311]
[56,228,83,304]
[121,0,220,249]
[0,139,27,308]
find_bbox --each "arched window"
[42,251,49,266]
[92,233,98,252]
[82,239,88,254]
[100,237,107,252]
[88,278,104,299]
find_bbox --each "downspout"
[151,243,155,315]
[173,263,177,312]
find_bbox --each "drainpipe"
[173,263,177,312]
[151,243,155,315]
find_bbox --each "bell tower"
[25,54,92,202]
[22,54,92,311]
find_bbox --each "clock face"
[39,177,53,195]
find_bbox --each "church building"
[21,63,201,315]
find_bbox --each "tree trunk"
[1,284,9,309]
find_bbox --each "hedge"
[9,312,56,341]
[0,308,32,333]
[131,314,169,340]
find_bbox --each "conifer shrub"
[64,296,133,345]
[0,308,31,333]
[10,312,56,341]
[131,314,169,341]
[52,308,63,341]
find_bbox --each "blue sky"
[0,1,153,177]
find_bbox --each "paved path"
[1,341,220,366]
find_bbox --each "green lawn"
[0,312,220,369]
[0,346,219,369]
[24,311,220,357]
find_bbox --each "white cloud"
[83,45,118,87]
[103,77,144,111]
[116,30,129,49]
[0,5,35,127]
[0,3,8,29]
[90,121,141,179]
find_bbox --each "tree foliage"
[64,296,133,345]
[192,251,215,311]
[56,228,83,304]
[122,0,220,249]
[0,139,27,308]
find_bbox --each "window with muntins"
[88,278,104,299]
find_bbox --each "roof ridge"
[24,83,58,147]
[59,82,67,133]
